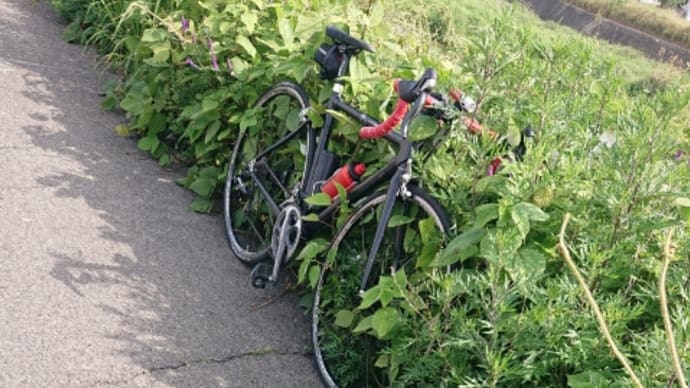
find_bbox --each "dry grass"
[567,0,690,49]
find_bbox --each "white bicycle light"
[461,95,476,113]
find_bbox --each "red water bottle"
[322,163,366,199]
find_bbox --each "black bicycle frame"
[306,53,429,291]
[305,53,413,218]
[250,50,423,290]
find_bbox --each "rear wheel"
[312,186,450,387]
[223,82,313,264]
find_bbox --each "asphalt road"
[0,1,321,387]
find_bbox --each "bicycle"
[223,25,531,387]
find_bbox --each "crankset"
[249,203,302,288]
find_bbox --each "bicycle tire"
[312,185,451,387]
[223,82,313,264]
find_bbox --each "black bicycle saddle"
[326,25,375,53]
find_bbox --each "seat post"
[334,52,350,93]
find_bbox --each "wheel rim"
[225,90,309,261]
[313,193,447,387]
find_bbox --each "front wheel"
[223,82,313,264]
[312,185,450,387]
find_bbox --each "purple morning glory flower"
[181,16,189,32]
[211,53,219,71]
[184,57,200,70]
[206,39,219,71]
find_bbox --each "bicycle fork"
[358,164,411,294]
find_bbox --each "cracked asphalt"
[0,0,322,387]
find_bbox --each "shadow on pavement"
[2,0,320,386]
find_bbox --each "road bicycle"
[223,25,531,387]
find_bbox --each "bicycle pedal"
[250,262,272,289]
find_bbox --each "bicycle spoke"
[313,187,450,387]
[242,200,267,248]
[224,82,311,264]
[249,168,280,216]
[256,159,290,198]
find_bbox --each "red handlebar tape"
[359,98,409,139]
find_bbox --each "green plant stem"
[659,230,688,388]
[556,213,643,388]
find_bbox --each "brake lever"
[514,126,535,161]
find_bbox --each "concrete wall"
[521,0,690,67]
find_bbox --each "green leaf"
[376,277,400,307]
[474,203,499,228]
[298,291,314,310]
[114,124,130,137]
[567,371,608,388]
[286,108,302,131]
[296,238,328,261]
[205,120,221,144]
[218,21,232,34]
[202,97,219,112]
[137,136,159,152]
[298,261,310,285]
[506,247,546,286]
[334,309,355,328]
[475,175,507,194]
[514,202,549,222]
[308,265,320,288]
[301,213,319,222]
[325,109,359,135]
[434,228,483,267]
[140,28,167,43]
[387,215,415,228]
[148,112,166,135]
[371,307,400,338]
[199,166,220,179]
[101,95,117,111]
[146,43,170,64]
[506,118,521,147]
[305,192,332,207]
[241,11,258,33]
[306,108,324,128]
[256,37,282,53]
[189,177,215,196]
[374,354,389,368]
[353,315,372,334]
[120,93,149,115]
[358,285,381,310]
[408,115,438,141]
[189,196,212,213]
[480,229,499,262]
[158,154,171,166]
[278,18,294,46]
[511,205,530,240]
[520,247,546,275]
[217,129,232,140]
[240,115,257,132]
[236,35,257,58]
[230,56,248,76]
[418,217,438,244]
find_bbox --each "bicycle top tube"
[311,70,441,221]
